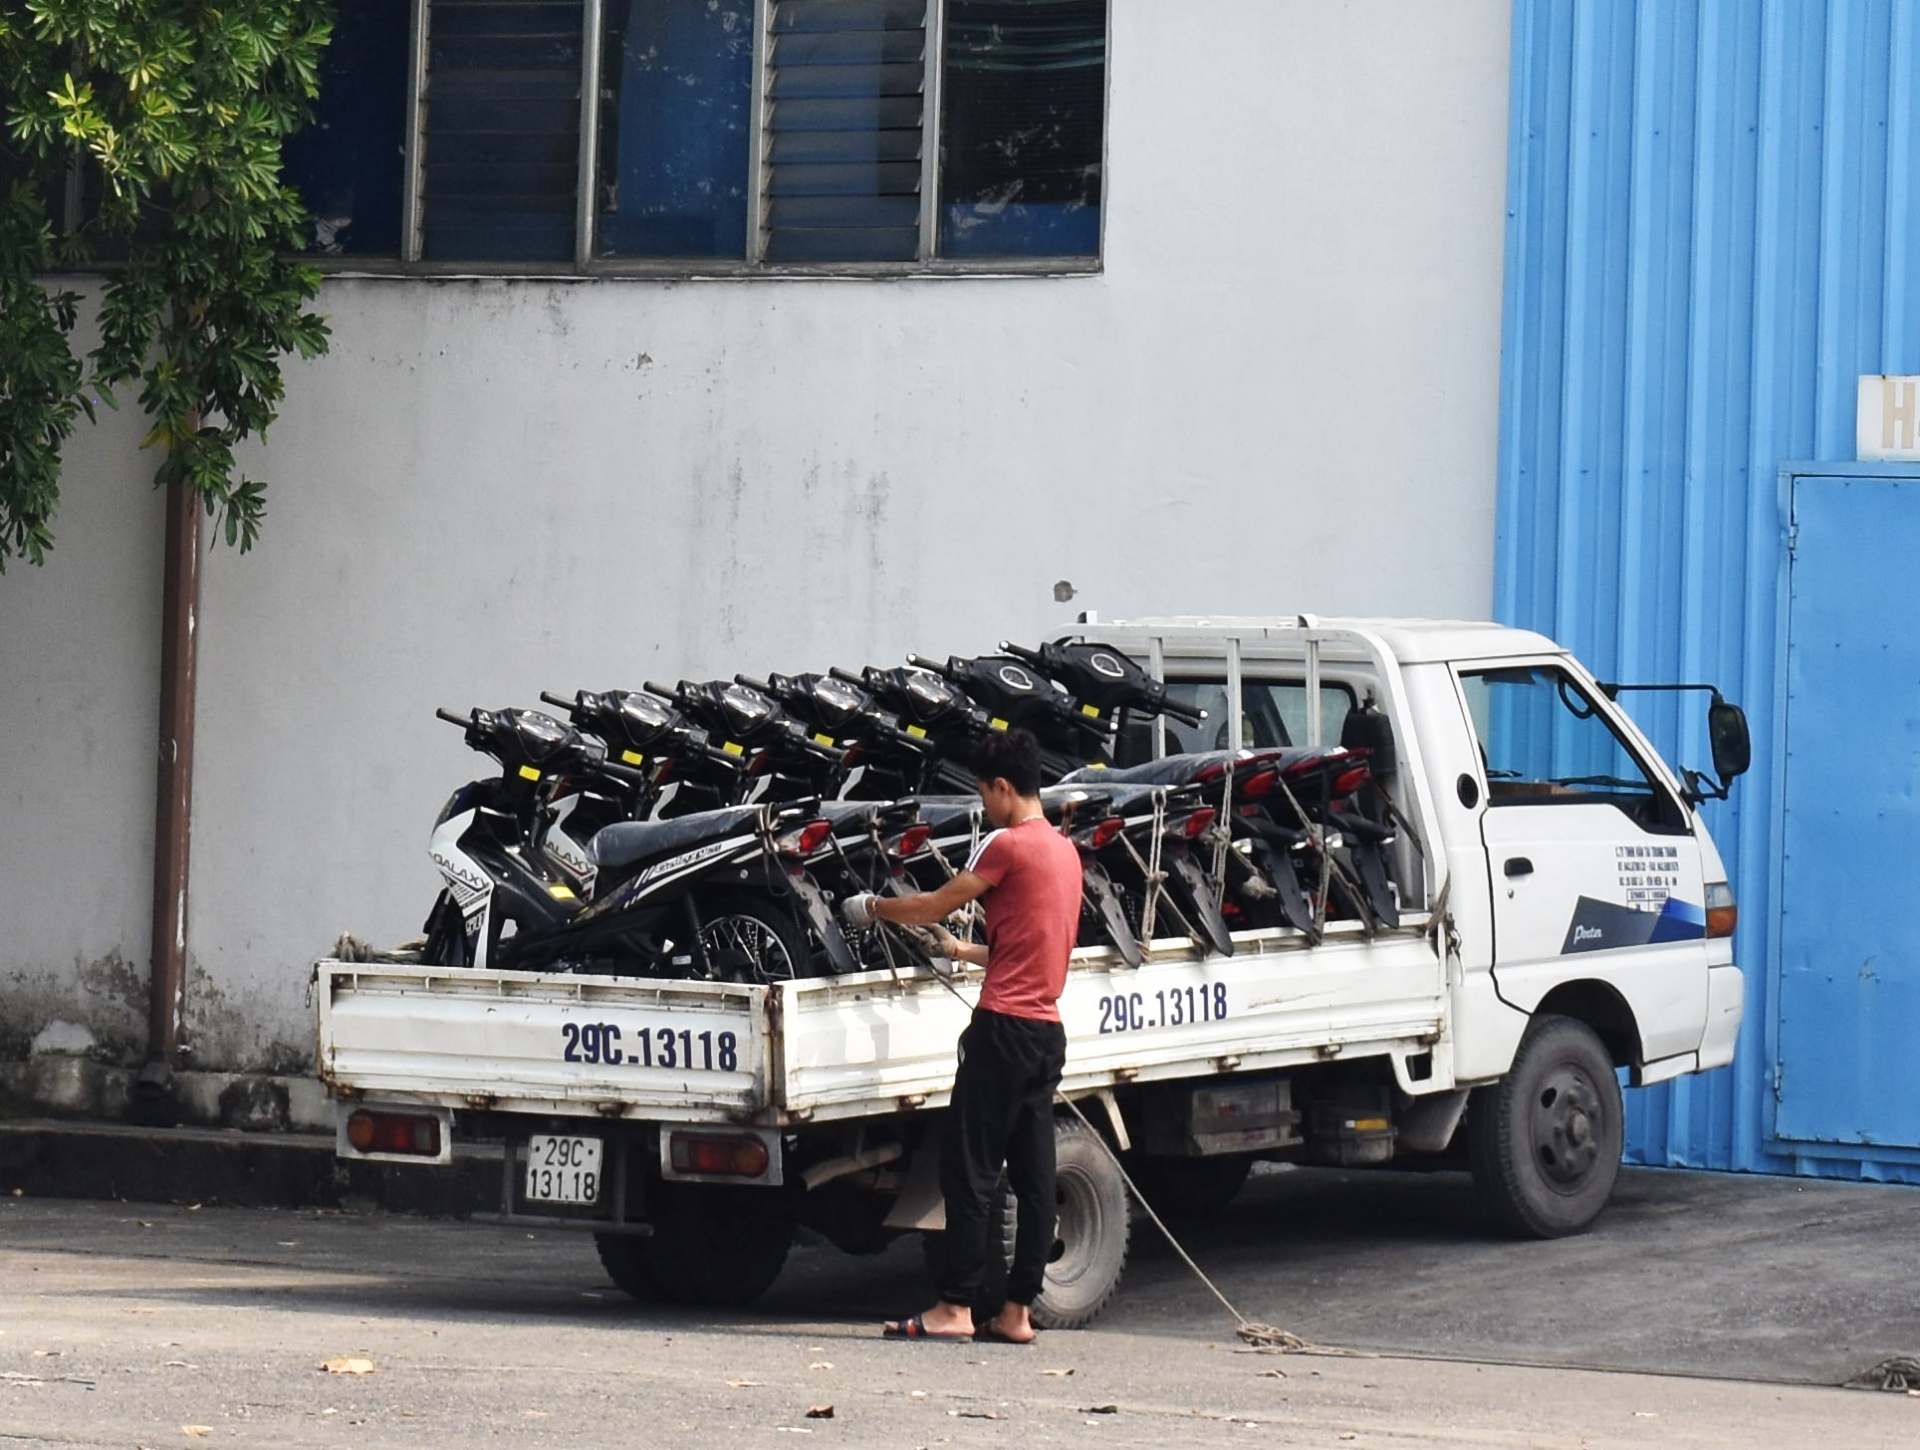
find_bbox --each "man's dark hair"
[969,727,1044,797]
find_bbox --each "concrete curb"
[0,1118,501,1216]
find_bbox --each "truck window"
[1459,666,1682,830]
[1114,679,1356,764]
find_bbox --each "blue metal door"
[1776,474,1920,1149]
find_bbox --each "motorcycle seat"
[589,804,764,869]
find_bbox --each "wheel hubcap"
[1532,1068,1604,1189]
[1048,1170,1101,1286]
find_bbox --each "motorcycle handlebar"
[828,665,866,685]
[998,640,1046,666]
[642,680,679,701]
[538,691,575,712]
[904,652,954,679]
[593,759,652,788]
[733,673,774,694]
[435,708,471,728]
[1161,699,1208,727]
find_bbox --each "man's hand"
[840,893,879,931]
[925,923,962,959]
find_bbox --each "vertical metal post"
[1147,635,1166,759]
[1225,637,1243,752]
[1305,639,1322,746]
[400,0,431,262]
[746,0,771,262]
[143,474,201,1094]
[575,0,605,268]
[917,0,945,260]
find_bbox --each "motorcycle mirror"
[1708,698,1750,784]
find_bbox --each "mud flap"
[1082,861,1145,966]
[1249,838,1318,939]
[786,873,860,974]
[1165,854,1236,957]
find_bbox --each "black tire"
[920,1177,1015,1318]
[1030,1118,1130,1331]
[636,1181,795,1307]
[697,893,818,985]
[1124,1152,1253,1217]
[593,1232,662,1302]
[1469,1014,1623,1238]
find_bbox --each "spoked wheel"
[1030,1118,1130,1330]
[1469,1014,1623,1238]
[696,894,816,984]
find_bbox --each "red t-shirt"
[966,815,1084,1022]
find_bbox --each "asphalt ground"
[4,1165,1918,1448]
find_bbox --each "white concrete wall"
[0,0,1513,1076]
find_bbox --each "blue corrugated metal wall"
[1496,0,1920,1179]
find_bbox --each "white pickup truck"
[315,617,1748,1327]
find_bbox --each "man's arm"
[870,871,991,927]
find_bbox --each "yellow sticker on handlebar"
[722,741,746,756]
[812,733,836,748]
[1080,703,1101,718]
[518,765,541,781]
[620,749,645,766]
[990,717,1009,732]
[906,724,928,738]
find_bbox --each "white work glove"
[925,923,963,960]
[840,892,880,930]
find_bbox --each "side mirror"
[1708,700,1750,784]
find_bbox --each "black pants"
[938,1008,1067,1309]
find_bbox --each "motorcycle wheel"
[697,893,820,984]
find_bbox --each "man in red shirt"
[841,728,1083,1343]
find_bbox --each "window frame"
[1456,661,1689,834]
[375,0,1107,278]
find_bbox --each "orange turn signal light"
[669,1131,770,1178]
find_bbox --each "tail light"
[1174,807,1217,839]
[775,819,835,856]
[1082,817,1125,850]
[887,823,932,858]
[669,1131,771,1178]
[1705,881,1737,938]
[1192,762,1227,786]
[1331,766,1370,796]
[1238,767,1278,799]
[345,1110,441,1158]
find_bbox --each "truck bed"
[316,916,1445,1126]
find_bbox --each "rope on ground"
[1052,1092,1355,1356]
[1845,1356,1920,1392]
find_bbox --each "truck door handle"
[1504,856,1534,878]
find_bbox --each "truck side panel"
[777,925,1448,1120]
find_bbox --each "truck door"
[1459,663,1709,1065]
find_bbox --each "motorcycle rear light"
[1705,881,1737,938]
[1192,763,1226,785]
[1177,807,1218,839]
[1085,817,1125,850]
[345,1110,440,1158]
[777,820,835,856]
[889,824,932,857]
[1331,766,1370,796]
[669,1131,771,1178]
[1239,768,1279,799]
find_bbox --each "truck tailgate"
[316,963,770,1121]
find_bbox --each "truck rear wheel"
[1030,1118,1130,1330]
[606,1182,794,1307]
[1469,1014,1622,1238]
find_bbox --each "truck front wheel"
[1469,1014,1623,1238]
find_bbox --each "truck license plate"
[525,1135,602,1205]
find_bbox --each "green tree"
[0,0,333,569]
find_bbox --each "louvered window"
[305,0,1107,269]
[759,0,929,263]
[418,0,587,261]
